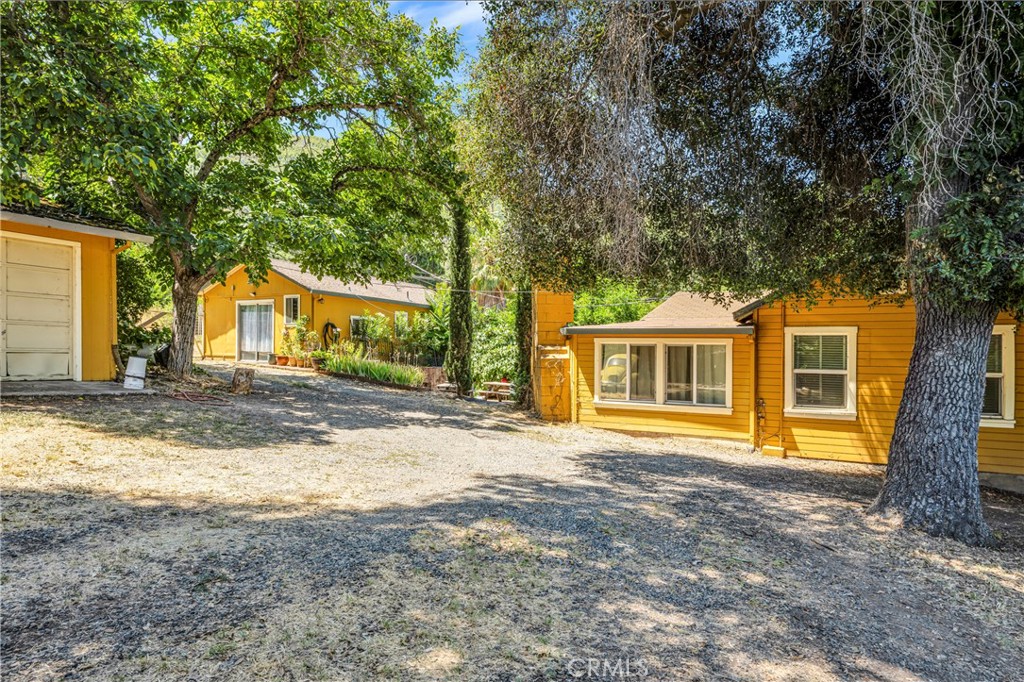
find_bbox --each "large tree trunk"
[869,294,998,546]
[445,197,473,396]
[168,271,203,378]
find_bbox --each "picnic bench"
[477,381,514,402]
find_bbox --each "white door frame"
[235,298,274,362]
[0,232,82,381]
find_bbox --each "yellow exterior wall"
[571,332,756,443]
[533,291,574,421]
[754,299,1024,475]
[1,219,117,381]
[201,267,425,359]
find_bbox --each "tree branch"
[330,164,442,193]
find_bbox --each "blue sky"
[391,1,487,63]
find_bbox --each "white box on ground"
[124,356,147,390]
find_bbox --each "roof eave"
[309,288,430,308]
[562,325,754,336]
[1,209,154,244]
[732,299,766,321]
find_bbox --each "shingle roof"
[563,292,758,335]
[1,202,153,243]
[270,258,431,308]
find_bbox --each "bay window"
[784,327,858,419]
[595,338,733,412]
[982,325,1017,427]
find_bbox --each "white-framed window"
[982,325,1016,428]
[784,327,858,420]
[594,338,734,413]
[350,315,366,338]
[394,310,410,337]
[283,295,300,326]
[195,301,204,338]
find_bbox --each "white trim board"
[1,210,153,244]
[591,337,734,414]
[783,326,858,421]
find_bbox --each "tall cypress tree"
[445,197,473,396]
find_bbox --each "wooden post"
[231,367,255,394]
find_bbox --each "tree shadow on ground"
[4,448,1022,681]
[1,376,532,450]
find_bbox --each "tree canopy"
[474,1,1023,311]
[474,0,1024,544]
[2,0,462,374]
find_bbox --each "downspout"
[749,322,757,448]
[779,303,786,449]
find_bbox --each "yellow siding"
[533,291,574,421]
[202,267,425,359]
[754,299,1024,475]
[572,333,755,443]
[1,219,117,381]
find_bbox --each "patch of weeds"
[384,450,421,467]
[193,568,232,592]
[204,515,232,529]
[205,640,237,660]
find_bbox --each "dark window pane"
[793,335,821,370]
[600,344,627,400]
[987,335,1002,373]
[696,345,727,405]
[666,346,693,402]
[630,345,656,402]
[795,373,847,408]
[820,336,847,370]
[982,377,1002,417]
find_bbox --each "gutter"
[561,325,755,336]
[1,209,154,244]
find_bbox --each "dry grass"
[2,363,1023,681]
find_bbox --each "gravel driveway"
[2,362,1023,681]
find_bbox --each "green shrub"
[322,352,425,387]
[574,280,664,326]
[472,302,516,386]
[116,244,172,352]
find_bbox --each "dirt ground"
[2,362,1023,681]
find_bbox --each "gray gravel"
[2,361,1022,681]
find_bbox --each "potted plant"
[268,353,277,365]
[281,328,298,366]
[310,349,330,371]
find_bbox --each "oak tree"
[475,0,1024,544]
[2,0,460,376]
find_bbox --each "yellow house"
[200,258,430,361]
[1,205,153,382]
[533,291,1023,482]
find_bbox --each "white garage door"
[1,235,78,380]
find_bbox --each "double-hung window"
[595,339,732,412]
[195,301,205,338]
[982,325,1017,428]
[784,327,858,419]
[283,295,300,327]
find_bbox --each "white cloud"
[433,1,485,29]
